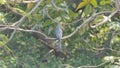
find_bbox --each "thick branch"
[1,25,67,58]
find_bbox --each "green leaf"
[0,34,8,47]
[0,41,4,46]
[61,13,70,20]
[43,20,52,27]
[54,17,62,22]
[100,0,112,5]
[84,4,92,16]
[90,0,97,7]
[0,13,5,23]
[105,1,111,4]
[100,1,105,5]
[0,0,6,5]
[0,13,4,19]
[0,34,8,43]
[83,0,91,3]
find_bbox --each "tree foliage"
[0,0,120,68]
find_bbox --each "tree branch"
[51,0,60,11]
[8,0,43,42]
[7,0,39,4]
[0,11,112,41]
[45,8,58,23]
[0,25,68,59]
[78,61,110,68]
[62,11,112,39]
[91,0,120,28]
[91,10,118,28]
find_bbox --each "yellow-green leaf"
[76,0,92,11]
[26,3,34,12]
[0,0,6,5]
[100,1,106,5]
[105,1,111,4]
[76,2,86,11]
[90,0,97,7]
[0,13,4,20]
[83,0,91,3]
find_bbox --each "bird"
[55,23,63,51]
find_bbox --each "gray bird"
[55,24,63,51]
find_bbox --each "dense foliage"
[0,0,120,68]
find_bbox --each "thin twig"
[91,10,118,28]
[9,16,26,41]
[7,0,39,4]
[78,61,110,68]
[9,27,50,39]
[22,0,39,3]
[45,8,58,23]
[51,0,60,11]
[62,11,112,39]
[91,0,120,28]
[8,0,43,42]
[5,5,23,16]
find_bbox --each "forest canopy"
[0,0,120,68]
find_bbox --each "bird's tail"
[58,39,62,51]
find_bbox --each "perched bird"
[55,23,63,51]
